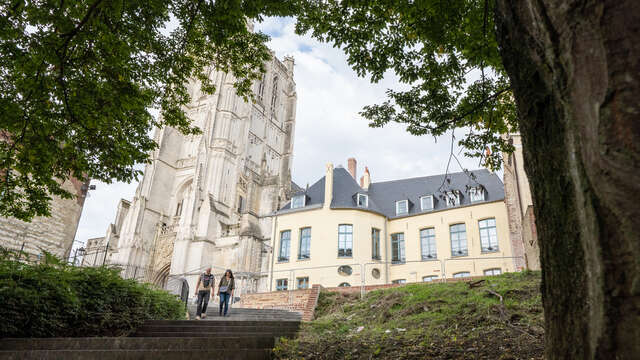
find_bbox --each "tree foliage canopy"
[295,0,517,169]
[0,0,296,220]
[1,0,516,221]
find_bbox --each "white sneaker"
[201,313,207,319]
[195,316,200,320]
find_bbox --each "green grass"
[273,271,544,360]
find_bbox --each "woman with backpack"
[218,269,235,317]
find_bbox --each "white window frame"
[422,275,438,282]
[450,223,468,257]
[395,200,409,215]
[298,227,311,260]
[392,279,406,284]
[338,224,353,258]
[420,228,437,260]
[291,194,305,209]
[479,218,499,252]
[391,233,406,263]
[357,193,368,208]
[483,268,502,276]
[278,230,291,262]
[420,195,434,211]
[445,191,461,207]
[470,187,485,202]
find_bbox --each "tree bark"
[495,0,640,358]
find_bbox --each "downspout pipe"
[269,212,278,292]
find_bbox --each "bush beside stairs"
[0,307,301,360]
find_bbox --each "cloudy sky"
[74,17,489,246]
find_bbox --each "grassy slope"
[274,271,544,360]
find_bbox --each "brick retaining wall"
[235,284,322,321]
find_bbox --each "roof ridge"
[371,168,490,185]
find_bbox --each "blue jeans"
[219,292,231,316]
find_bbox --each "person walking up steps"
[218,269,235,317]
[194,267,214,320]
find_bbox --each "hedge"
[0,251,185,338]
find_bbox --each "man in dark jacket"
[194,267,214,320]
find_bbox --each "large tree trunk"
[494,0,640,358]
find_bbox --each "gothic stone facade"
[0,178,89,260]
[103,55,297,293]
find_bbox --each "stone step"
[0,349,271,360]
[137,325,299,333]
[131,331,296,338]
[0,337,275,351]
[145,319,300,326]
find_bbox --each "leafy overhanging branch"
[0,0,299,220]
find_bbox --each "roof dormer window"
[357,193,368,208]
[395,200,408,215]
[469,186,485,202]
[291,194,305,209]
[445,191,461,207]
[420,195,434,211]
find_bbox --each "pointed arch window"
[257,74,265,101]
[270,75,279,112]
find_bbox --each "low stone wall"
[235,284,322,321]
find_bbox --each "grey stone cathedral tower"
[101,54,297,294]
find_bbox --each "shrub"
[0,251,184,338]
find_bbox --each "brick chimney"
[347,158,357,180]
[362,166,371,190]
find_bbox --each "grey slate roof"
[279,167,504,218]
[290,181,303,193]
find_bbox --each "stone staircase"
[0,308,301,360]
[187,303,303,321]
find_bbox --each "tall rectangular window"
[391,233,406,263]
[450,224,468,256]
[338,224,353,257]
[371,228,381,260]
[279,230,291,262]
[479,218,499,252]
[276,279,288,291]
[298,227,311,260]
[420,228,437,260]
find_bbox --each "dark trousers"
[219,292,231,316]
[196,290,210,317]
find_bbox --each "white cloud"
[73,16,491,248]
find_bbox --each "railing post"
[360,264,366,299]
[442,259,447,283]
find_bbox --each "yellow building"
[269,159,519,291]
